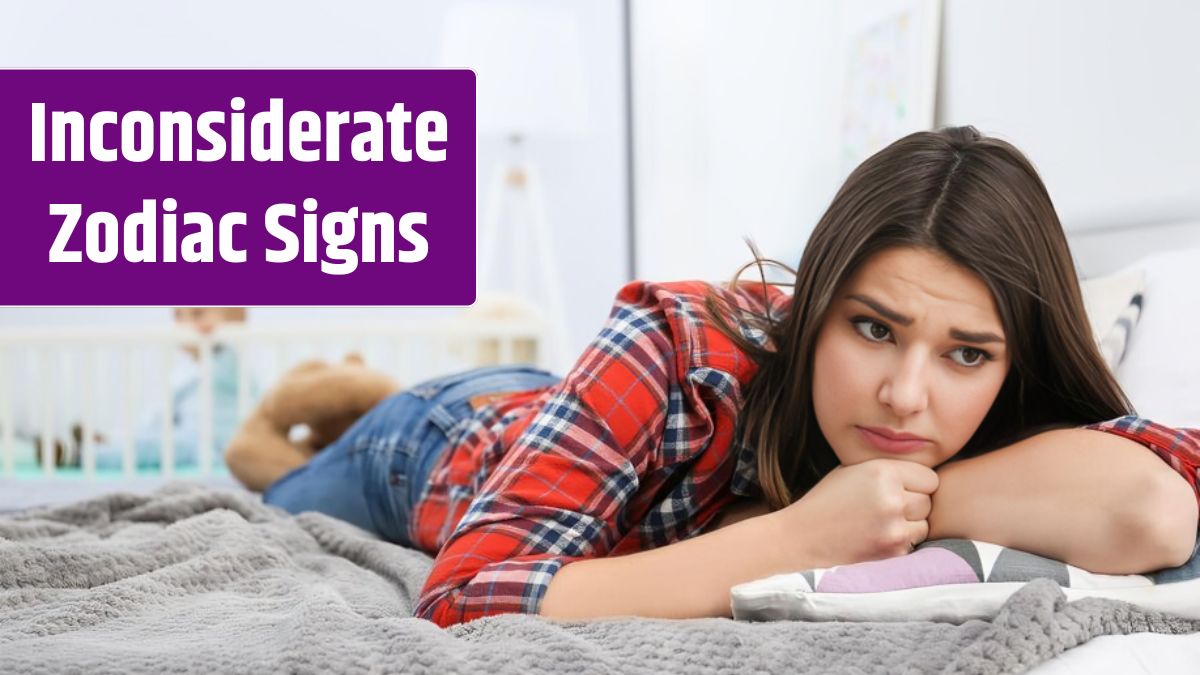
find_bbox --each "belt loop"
[425,403,460,435]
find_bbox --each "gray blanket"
[1,483,1197,675]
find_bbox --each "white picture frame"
[838,0,943,176]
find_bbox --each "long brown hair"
[706,126,1134,511]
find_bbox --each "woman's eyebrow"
[846,293,1006,344]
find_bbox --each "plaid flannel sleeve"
[413,281,678,627]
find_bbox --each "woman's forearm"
[539,511,802,621]
[927,428,1198,574]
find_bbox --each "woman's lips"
[857,426,929,454]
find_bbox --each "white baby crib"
[0,312,546,510]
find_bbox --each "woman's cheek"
[823,335,870,405]
[940,374,1003,454]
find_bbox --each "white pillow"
[1079,267,1145,372]
[729,538,1200,623]
[1110,248,1200,429]
[731,575,1200,623]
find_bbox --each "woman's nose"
[879,353,929,417]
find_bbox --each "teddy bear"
[224,353,400,492]
[224,294,545,492]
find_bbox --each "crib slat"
[275,338,286,384]
[122,346,136,477]
[38,348,54,478]
[198,338,213,477]
[236,337,251,421]
[324,336,339,362]
[81,346,96,479]
[498,336,514,364]
[0,346,11,477]
[160,346,174,479]
[396,336,413,385]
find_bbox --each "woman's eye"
[850,318,891,342]
[852,318,993,369]
[950,347,993,368]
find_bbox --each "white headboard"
[1068,219,1200,279]
[1067,218,1200,429]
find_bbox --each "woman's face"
[811,246,1011,469]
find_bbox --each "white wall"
[632,0,844,284]
[0,0,630,374]
[937,0,1200,233]
[632,0,1200,284]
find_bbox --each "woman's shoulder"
[1082,415,1200,442]
[614,279,789,314]
[606,279,790,375]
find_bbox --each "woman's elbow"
[1122,470,1199,571]
[413,589,467,629]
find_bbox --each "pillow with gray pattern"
[731,537,1200,622]
[1080,268,1145,371]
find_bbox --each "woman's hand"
[769,458,939,568]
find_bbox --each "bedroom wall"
[630,0,843,284]
[937,0,1200,235]
[631,0,1200,282]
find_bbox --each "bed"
[2,223,1199,674]
[3,482,1197,675]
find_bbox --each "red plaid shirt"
[411,280,1200,627]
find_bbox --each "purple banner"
[0,69,475,305]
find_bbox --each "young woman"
[227,126,1200,628]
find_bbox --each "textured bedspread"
[1,483,1197,675]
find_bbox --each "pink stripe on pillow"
[816,548,981,593]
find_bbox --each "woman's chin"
[835,444,936,468]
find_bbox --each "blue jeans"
[262,364,561,547]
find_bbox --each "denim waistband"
[372,364,562,543]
